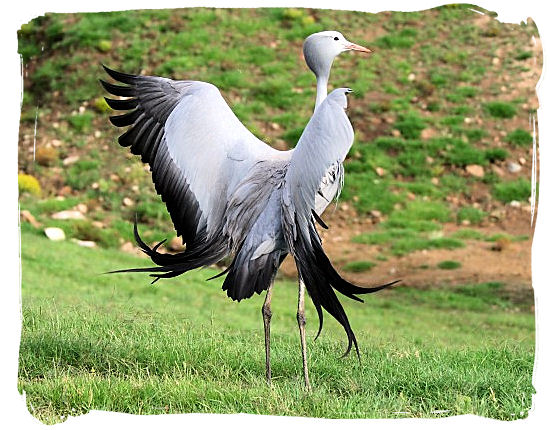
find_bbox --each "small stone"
[407,192,416,201]
[21,210,41,228]
[375,167,385,177]
[492,57,500,66]
[420,128,436,140]
[270,122,280,131]
[492,165,505,177]
[426,156,434,164]
[76,203,88,214]
[461,219,471,226]
[92,182,99,189]
[518,157,527,165]
[368,209,382,220]
[509,200,521,208]
[91,221,104,229]
[490,209,505,221]
[407,73,416,82]
[51,139,62,147]
[464,117,473,124]
[71,239,96,248]
[507,162,521,173]
[466,164,484,178]
[431,177,440,185]
[52,210,86,220]
[44,227,65,241]
[63,155,80,166]
[341,203,350,212]
[94,130,102,138]
[391,129,401,137]
[500,86,507,92]
[123,197,134,207]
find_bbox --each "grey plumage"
[102,31,395,375]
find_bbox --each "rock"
[21,210,41,228]
[407,192,416,201]
[492,57,500,66]
[391,129,401,137]
[368,209,382,220]
[51,139,62,147]
[123,197,135,207]
[489,209,505,221]
[63,155,80,166]
[76,203,88,214]
[44,227,65,241]
[426,156,434,164]
[431,177,439,185]
[518,157,527,165]
[375,167,385,177]
[461,219,471,226]
[71,239,96,248]
[270,122,280,131]
[120,241,142,257]
[167,237,185,252]
[52,210,86,220]
[35,147,58,167]
[407,73,416,82]
[492,165,505,177]
[464,117,473,124]
[420,128,436,140]
[465,164,484,178]
[91,221,104,229]
[509,200,521,208]
[507,162,521,173]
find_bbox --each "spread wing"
[101,66,282,251]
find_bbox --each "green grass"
[437,260,462,270]
[483,102,517,119]
[492,179,532,203]
[342,260,376,272]
[506,129,533,147]
[19,232,534,423]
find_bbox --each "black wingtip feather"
[100,79,136,97]
[102,64,138,84]
[104,97,139,111]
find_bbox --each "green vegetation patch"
[483,101,517,119]
[505,129,533,147]
[437,260,462,270]
[492,179,531,203]
[456,207,486,225]
[343,260,377,273]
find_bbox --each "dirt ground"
[279,203,534,303]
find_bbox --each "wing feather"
[101,65,282,250]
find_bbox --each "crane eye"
[333,37,339,41]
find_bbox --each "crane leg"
[262,281,274,385]
[297,279,311,390]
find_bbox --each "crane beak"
[345,43,373,54]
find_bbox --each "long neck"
[314,73,329,112]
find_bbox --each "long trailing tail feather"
[291,218,399,358]
[105,218,226,280]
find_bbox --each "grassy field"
[18,231,534,423]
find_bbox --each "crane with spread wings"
[101,31,397,389]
